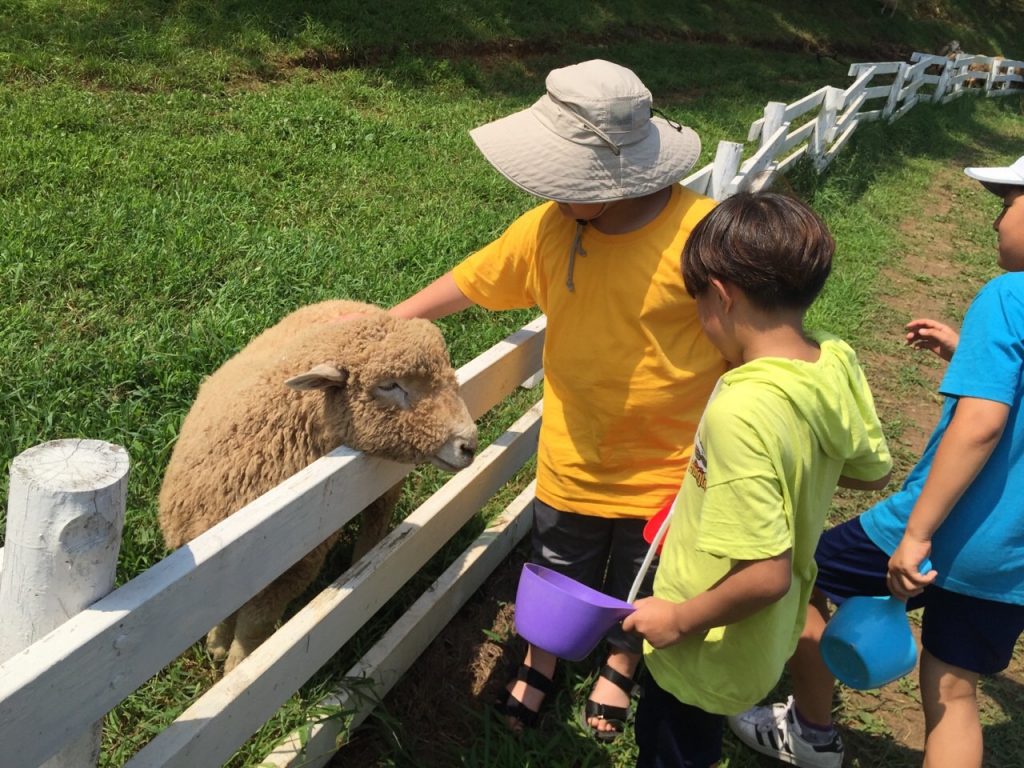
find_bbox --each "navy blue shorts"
[635,670,724,768]
[815,517,1024,675]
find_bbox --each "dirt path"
[334,164,1024,767]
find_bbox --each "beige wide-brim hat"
[965,155,1024,193]
[470,60,702,204]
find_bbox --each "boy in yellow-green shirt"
[623,191,892,767]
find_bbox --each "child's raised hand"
[905,318,959,362]
[887,536,937,602]
[622,596,687,649]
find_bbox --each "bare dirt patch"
[336,551,525,766]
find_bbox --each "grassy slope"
[0,0,1022,764]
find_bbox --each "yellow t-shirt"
[645,335,893,714]
[452,184,724,518]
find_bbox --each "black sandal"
[495,662,553,729]
[581,664,638,742]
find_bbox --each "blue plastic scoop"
[820,558,933,690]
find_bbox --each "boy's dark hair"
[681,191,835,312]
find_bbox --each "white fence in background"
[683,51,1024,201]
[0,46,1021,768]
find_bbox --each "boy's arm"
[888,396,1009,600]
[387,271,477,320]
[623,551,792,649]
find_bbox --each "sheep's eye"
[373,381,410,406]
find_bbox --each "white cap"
[964,155,1024,190]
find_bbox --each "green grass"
[1,0,1023,765]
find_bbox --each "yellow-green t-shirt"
[645,335,892,713]
[452,184,724,518]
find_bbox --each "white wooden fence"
[1,47,1022,768]
[682,51,1024,201]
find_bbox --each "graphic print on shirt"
[687,432,708,491]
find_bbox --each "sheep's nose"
[456,436,478,462]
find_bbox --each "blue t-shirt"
[861,273,1024,605]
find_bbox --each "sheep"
[158,300,479,673]
[966,56,1005,88]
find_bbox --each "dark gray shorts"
[529,497,658,655]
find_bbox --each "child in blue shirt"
[729,154,1024,768]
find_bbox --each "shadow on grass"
[785,92,1023,214]
[3,0,1023,90]
[978,671,1024,768]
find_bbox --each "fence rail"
[1,45,1021,768]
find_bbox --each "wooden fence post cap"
[11,439,129,492]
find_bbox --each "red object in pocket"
[643,499,674,555]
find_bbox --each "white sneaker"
[727,696,844,768]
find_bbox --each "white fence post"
[934,57,954,102]
[710,140,744,201]
[883,62,910,118]
[0,439,129,768]
[811,87,843,170]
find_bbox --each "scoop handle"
[627,499,675,604]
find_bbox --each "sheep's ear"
[285,364,349,391]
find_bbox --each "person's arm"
[887,396,1009,600]
[906,318,959,362]
[837,470,892,491]
[386,271,476,321]
[622,551,792,649]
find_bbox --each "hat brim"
[964,165,1024,192]
[470,108,702,204]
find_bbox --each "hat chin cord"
[566,219,587,292]
[565,203,612,292]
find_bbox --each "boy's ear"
[709,277,735,313]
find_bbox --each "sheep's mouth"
[430,456,464,472]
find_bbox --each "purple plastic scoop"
[514,564,636,661]
[513,499,675,661]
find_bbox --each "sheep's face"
[286,317,478,471]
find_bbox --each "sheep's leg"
[223,541,333,674]
[350,482,403,562]
[206,611,238,661]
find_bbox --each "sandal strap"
[494,662,554,729]
[598,664,638,696]
[584,698,630,725]
[496,692,540,727]
[509,662,553,694]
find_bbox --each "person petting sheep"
[383,59,725,739]
[158,300,478,674]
